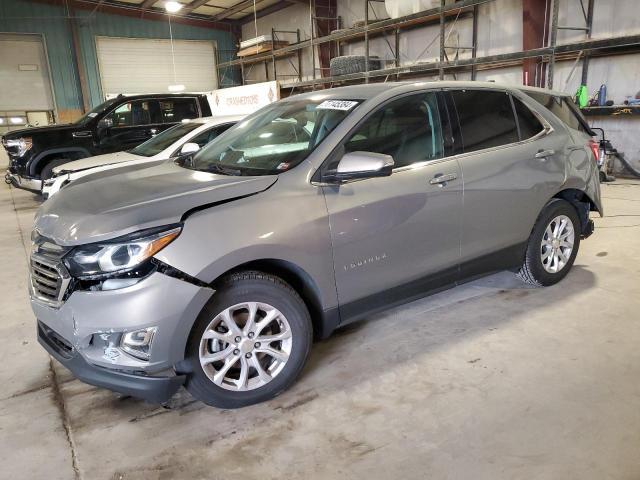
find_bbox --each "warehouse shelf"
[582,105,640,116]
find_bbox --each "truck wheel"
[517,199,581,287]
[40,158,71,182]
[184,271,312,408]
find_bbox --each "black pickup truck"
[3,93,211,192]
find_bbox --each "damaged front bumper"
[5,170,42,192]
[32,271,213,403]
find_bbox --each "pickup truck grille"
[30,239,71,308]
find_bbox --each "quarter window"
[450,90,519,152]
[525,92,589,133]
[513,97,544,140]
[344,93,443,169]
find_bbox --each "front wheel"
[518,199,581,287]
[184,271,312,408]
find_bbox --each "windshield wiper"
[204,164,242,176]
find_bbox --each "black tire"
[518,199,581,287]
[184,271,312,408]
[329,55,382,76]
[40,158,71,182]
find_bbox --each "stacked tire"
[330,55,382,76]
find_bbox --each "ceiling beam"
[140,0,158,11]
[207,0,268,20]
[238,0,304,24]
[181,0,211,14]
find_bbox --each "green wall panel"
[0,0,236,114]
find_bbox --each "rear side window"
[513,97,544,140]
[524,92,588,133]
[450,90,519,153]
[160,98,199,123]
[344,92,443,169]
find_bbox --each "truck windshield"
[130,122,202,157]
[189,98,360,176]
[74,98,120,125]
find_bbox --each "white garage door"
[96,37,217,96]
[0,33,54,111]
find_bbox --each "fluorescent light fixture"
[164,1,183,13]
[0,118,4,125]
[168,84,185,92]
[9,117,26,124]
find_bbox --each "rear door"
[449,89,565,271]
[321,91,463,318]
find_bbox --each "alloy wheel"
[199,302,293,391]
[540,214,575,274]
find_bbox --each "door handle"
[429,173,457,186]
[535,149,555,159]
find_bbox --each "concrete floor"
[1,153,639,480]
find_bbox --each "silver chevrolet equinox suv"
[31,82,602,408]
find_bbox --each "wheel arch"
[551,188,596,233]
[28,147,91,176]
[212,258,339,341]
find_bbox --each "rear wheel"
[185,271,312,408]
[518,199,581,287]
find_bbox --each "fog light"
[121,327,157,360]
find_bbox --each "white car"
[42,115,244,199]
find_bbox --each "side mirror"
[180,142,200,155]
[326,151,394,183]
[97,117,113,131]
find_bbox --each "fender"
[28,147,92,177]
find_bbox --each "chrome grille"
[29,238,71,308]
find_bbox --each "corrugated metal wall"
[0,0,236,122]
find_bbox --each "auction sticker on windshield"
[316,100,359,111]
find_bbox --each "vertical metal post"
[471,4,478,81]
[240,61,245,86]
[68,11,90,112]
[271,28,277,81]
[439,0,445,80]
[297,29,303,82]
[580,0,595,85]
[310,0,316,85]
[364,0,370,83]
[395,27,400,80]
[214,47,221,88]
[264,60,269,81]
[547,0,560,89]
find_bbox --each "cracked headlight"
[64,225,181,280]
[5,137,33,157]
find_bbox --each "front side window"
[160,98,199,123]
[344,92,443,169]
[104,100,157,127]
[513,97,544,140]
[451,90,519,153]
[188,123,235,149]
[129,122,202,157]
[190,99,360,176]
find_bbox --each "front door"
[97,99,164,153]
[321,92,463,321]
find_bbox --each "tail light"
[588,139,599,163]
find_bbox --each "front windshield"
[190,98,360,176]
[74,98,119,125]
[130,122,202,157]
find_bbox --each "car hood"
[35,161,278,246]
[2,123,76,140]
[52,151,141,175]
